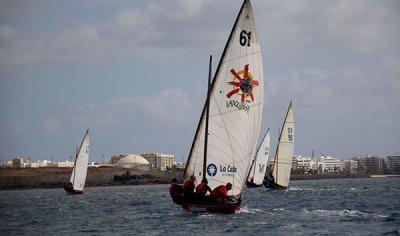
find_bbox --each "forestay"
[272,103,294,188]
[247,128,270,185]
[70,129,90,191]
[185,0,264,196]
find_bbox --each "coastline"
[1,168,399,191]
[0,167,183,191]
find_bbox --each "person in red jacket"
[211,182,232,203]
[183,175,196,202]
[196,178,212,200]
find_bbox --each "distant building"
[115,154,150,171]
[296,156,312,171]
[111,154,125,164]
[12,157,24,168]
[173,161,186,169]
[387,153,400,172]
[319,156,341,173]
[57,161,74,168]
[354,156,385,173]
[340,160,358,173]
[1,160,13,168]
[36,160,50,168]
[140,153,174,171]
[24,160,39,168]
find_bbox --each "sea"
[0,178,399,236]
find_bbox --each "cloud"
[42,87,202,133]
[2,0,397,67]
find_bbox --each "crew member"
[183,175,196,202]
[169,178,183,204]
[211,182,232,203]
[196,178,212,200]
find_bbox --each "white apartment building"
[319,156,341,173]
[340,160,358,173]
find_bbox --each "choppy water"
[1,178,399,235]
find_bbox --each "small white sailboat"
[246,128,270,187]
[170,0,264,214]
[264,102,294,190]
[64,129,89,194]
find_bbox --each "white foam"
[303,209,388,218]
[238,205,263,214]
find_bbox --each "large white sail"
[185,0,263,196]
[70,129,89,191]
[247,128,270,185]
[272,102,294,188]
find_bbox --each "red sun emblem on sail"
[226,64,259,103]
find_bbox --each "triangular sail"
[272,102,294,188]
[70,129,90,191]
[184,0,264,196]
[247,128,270,185]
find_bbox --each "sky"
[0,0,399,162]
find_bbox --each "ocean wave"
[273,208,285,211]
[238,205,263,214]
[303,209,388,218]
[289,187,314,191]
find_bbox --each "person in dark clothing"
[269,172,275,184]
[183,175,196,202]
[169,178,183,204]
[264,171,275,188]
[211,182,232,203]
[196,178,212,201]
[63,182,74,193]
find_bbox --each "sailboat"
[246,128,270,187]
[264,102,294,190]
[63,129,90,194]
[171,0,264,214]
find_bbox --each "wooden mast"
[203,55,212,180]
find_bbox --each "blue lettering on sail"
[219,165,237,173]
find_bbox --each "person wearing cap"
[211,183,232,203]
[183,175,196,202]
[196,178,212,200]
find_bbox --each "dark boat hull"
[172,194,241,214]
[246,181,263,188]
[182,202,241,214]
[63,182,84,194]
[264,181,287,190]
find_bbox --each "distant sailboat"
[264,102,294,190]
[64,129,89,194]
[246,128,270,187]
[170,0,264,214]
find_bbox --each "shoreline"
[0,167,183,191]
[1,167,399,191]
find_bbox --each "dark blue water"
[1,178,399,235]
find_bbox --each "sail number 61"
[240,30,251,47]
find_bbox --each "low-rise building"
[115,154,150,171]
[12,157,24,168]
[387,153,400,172]
[319,155,341,173]
[354,156,385,173]
[57,161,74,168]
[340,160,358,173]
[140,153,174,171]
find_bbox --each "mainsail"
[70,129,90,191]
[247,128,270,185]
[272,102,294,188]
[184,0,264,196]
